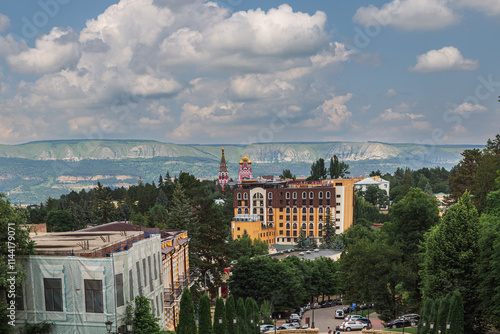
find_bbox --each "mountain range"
[0,140,482,204]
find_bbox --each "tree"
[279,169,295,180]
[19,322,53,334]
[420,192,481,333]
[0,194,35,333]
[225,295,238,334]
[236,297,248,334]
[213,296,227,334]
[177,287,197,334]
[307,158,328,181]
[362,185,389,208]
[259,300,272,325]
[329,155,350,179]
[133,296,161,334]
[321,208,335,248]
[418,298,433,334]
[45,210,73,232]
[155,188,168,207]
[296,228,308,249]
[447,290,465,334]
[199,293,213,334]
[245,297,260,334]
[92,181,116,225]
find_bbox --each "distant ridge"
[0,139,483,204]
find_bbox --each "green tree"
[155,188,168,207]
[428,299,440,334]
[307,158,328,181]
[177,287,197,334]
[437,293,452,333]
[213,296,227,334]
[92,181,116,225]
[418,298,433,334]
[199,293,213,334]
[259,300,272,324]
[45,209,73,232]
[447,290,465,334]
[133,296,161,334]
[225,295,238,334]
[19,321,54,334]
[321,208,335,248]
[420,192,481,333]
[329,155,350,179]
[279,169,295,180]
[236,297,248,334]
[0,194,35,333]
[296,228,308,248]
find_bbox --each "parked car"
[290,313,301,321]
[335,309,345,319]
[338,320,367,331]
[278,323,299,330]
[385,317,418,328]
[355,317,372,328]
[399,313,420,321]
[345,314,364,322]
[260,324,275,332]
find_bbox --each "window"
[310,199,313,205]
[310,215,314,221]
[136,262,142,296]
[293,207,297,213]
[279,223,283,227]
[237,227,240,231]
[336,218,341,222]
[237,193,242,200]
[293,192,297,199]
[268,192,273,199]
[154,255,158,280]
[319,199,323,205]
[309,231,313,236]
[293,223,298,229]
[302,215,306,221]
[302,223,306,229]
[269,215,274,221]
[319,191,323,199]
[302,192,307,199]
[253,208,257,214]
[269,208,273,213]
[286,208,290,213]
[326,191,331,198]
[116,274,124,307]
[335,182,342,186]
[337,202,341,206]
[309,223,314,229]
[237,208,242,214]
[318,223,323,230]
[253,201,257,207]
[286,223,290,229]
[129,269,134,301]
[302,199,306,205]
[326,199,330,205]
[336,210,341,214]
[143,259,147,288]
[280,200,283,204]
[279,230,283,235]
[319,208,323,214]
[245,208,248,214]
[286,192,290,199]
[309,207,314,213]
[293,231,297,236]
[279,215,283,220]
[260,208,264,214]
[286,216,290,221]
[279,208,283,212]
[85,279,103,313]
[44,278,62,312]
[309,192,314,199]
[268,200,272,206]
[336,194,341,198]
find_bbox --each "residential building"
[354,176,390,195]
[15,222,165,333]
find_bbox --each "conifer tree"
[155,188,168,207]
[245,297,260,334]
[132,296,161,334]
[236,297,248,334]
[92,181,116,225]
[213,296,227,334]
[428,299,440,334]
[437,293,452,333]
[321,208,335,248]
[447,290,465,334]
[259,300,272,324]
[199,293,213,334]
[177,287,197,334]
[225,295,238,334]
[418,298,433,334]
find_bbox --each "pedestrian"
[328,326,332,334]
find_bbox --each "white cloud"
[353,0,460,31]
[303,94,353,131]
[385,89,397,97]
[450,102,488,115]
[457,0,500,17]
[409,46,478,73]
[0,34,27,58]
[0,13,10,32]
[7,27,80,74]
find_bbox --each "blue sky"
[0,0,499,146]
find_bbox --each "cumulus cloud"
[353,0,460,31]
[0,13,10,32]
[385,89,397,98]
[409,46,478,73]
[449,102,488,115]
[0,35,28,58]
[457,0,500,17]
[7,27,80,74]
[303,94,353,132]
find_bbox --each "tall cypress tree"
[437,293,452,333]
[226,295,238,334]
[199,293,213,334]
[177,287,197,334]
[245,297,260,334]
[213,296,227,334]
[447,290,465,334]
[321,208,335,248]
[418,298,433,334]
[236,297,248,334]
[428,299,440,334]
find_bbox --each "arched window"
[238,208,242,214]
[309,207,314,213]
[319,191,323,199]
[318,223,323,230]
[293,192,297,199]
[302,192,307,199]
[269,208,273,213]
[268,192,273,199]
[293,223,298,229]
[326,191,331,199]
[237,193,242,200]
[286,192,290,199]
[293,208,297,214]
[302,223,306,230]
[309,223,314,229]
[286,208,290,213]
[319,208,323,214]
[260,208,264,214]
[244,208,248,214]
[253,208,257,214]
[302,207,307,214]
[268,223,274,228]
[286,223,291,229]
[309,192,314,199]
[243,193,248,200]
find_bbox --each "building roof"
[79,221,160,234]
[30,230,144,256]
[354,177,382,185]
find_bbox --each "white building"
[354,177,390,196]
[15,223,165,334]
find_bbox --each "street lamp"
[126,321,133,334]
[105,320,113,333]
[446,322,451,330]
[430,322,434,330]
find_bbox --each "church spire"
[218,148,229,188]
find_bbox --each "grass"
[381,327,418,333]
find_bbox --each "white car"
[339,320,367,331]
[335,309,344,319]
[345,314,363,322]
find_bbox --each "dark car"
[385,317,418,328]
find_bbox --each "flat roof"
[30,230,143,256]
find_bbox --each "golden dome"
[248,159,251,164]
[239,159,243,164]
[242,156,248,162]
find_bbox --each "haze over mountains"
[0,140,481,204]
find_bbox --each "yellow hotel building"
[231,177,365,245]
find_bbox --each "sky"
[0,0,499,146]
